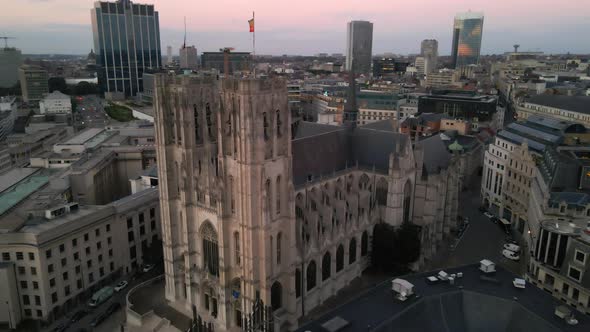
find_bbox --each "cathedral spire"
[343,61,358,128]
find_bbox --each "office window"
[23,295,30,305]
[48,264,54,273]
[84,233,89,242]
[62,272,68,281]
[46,249,52,259]
[37,310,42,317]
[139,212,145,224]
[64,286,71,296]
[98,254,103,263]
[77,279,83,289]
[109,249,113,257]
[107,237,112,245]
[59,244,65,253]
[110,262,114,272]
[51,292,58,304]
[151,220,156,231]
[140,225,145,236]
[95,229,100,237]
[1,252,9,261]
[128,231,135,242]
[130,246,137,259]
[150,208,155,219]
[18,266,25,275]
[75,265,81,274]
[99,267,104,277]
[28,252,35,261]
[24,309,31,317]
[72,238,78,247]
[85,247,90,255]
[569,266,582,282]
[87,260,92,268]
[574,250,586,264]
[127,218,133,229]
[73,252,79,260]
[21,280,28,289]
[97,242,102,250]
[106,224,111,232]
[50,278,55,287]
[35,295,41,305]
[33,281,38,289]
[61,258,67,267]
[88,273,94,283]
[31,267,37,275]
[16,252,23,260]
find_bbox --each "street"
[41,264,163,332]
[74,95,109,130]
[427,177,524,276]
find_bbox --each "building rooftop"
[526,95,590,115]
[0,173,49,219]
[42,91,70,100]
[59,128,105,145]
[297,264,589,332]
[0,168,39,194]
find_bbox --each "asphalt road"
[428,179,524,276]
[42,265,162,332]
[74,95,109,130]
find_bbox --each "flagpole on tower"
[253,11,256,57]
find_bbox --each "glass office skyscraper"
[345,20,373,75]
[451,12,484,69]
[91,0,161,96]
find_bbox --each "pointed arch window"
[193,104,200,142]
[276,232,282,265]
[276,176,281,215]
[234,232,241,266]
[322,252,331,281]
[306,261,316,291]
[276,110,282,137]
[201,222,219,277]
[263,112,269,140]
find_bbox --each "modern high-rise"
[345,20,373,75]
[0,47,22,88]
[451,12,484,68]
[179,45,198,70]
[420,39,438,74]
[166,46,173,65]
[18,65,49,105]
[91,0,162,97]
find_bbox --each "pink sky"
[4,0,590,54]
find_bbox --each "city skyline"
[3,0,590,55]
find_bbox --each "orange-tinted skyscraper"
[451,12,484,69]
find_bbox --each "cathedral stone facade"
[153,73,460,331]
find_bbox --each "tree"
[48,77,68,93]
[371,222,421,273]
[73,81,98,95]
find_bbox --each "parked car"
[105,302,121,316]
[53,323,69,332]
[142,264,155,273]
[89,313,107,327]
[502,249,520,261]
[70,309,88,322]
[483,212,494,219]
[114,280,128,292]
[504,243,521,252]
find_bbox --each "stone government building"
[150,72,461,331]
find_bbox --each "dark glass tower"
[345,21,373,75]
[451,12,484,69]
[91,0,162,96]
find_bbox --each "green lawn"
[105,104,135,122]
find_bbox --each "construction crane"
[0,36,16,48]
[220,47,235,75]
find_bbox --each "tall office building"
[91,0,162,97]
[420,39,438,74]
[179,45,198,70]
[345,20,373,75]
[166,46,173,65]
[451,12,484,68]
[18,65,49,105]
[0,47,22,88]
